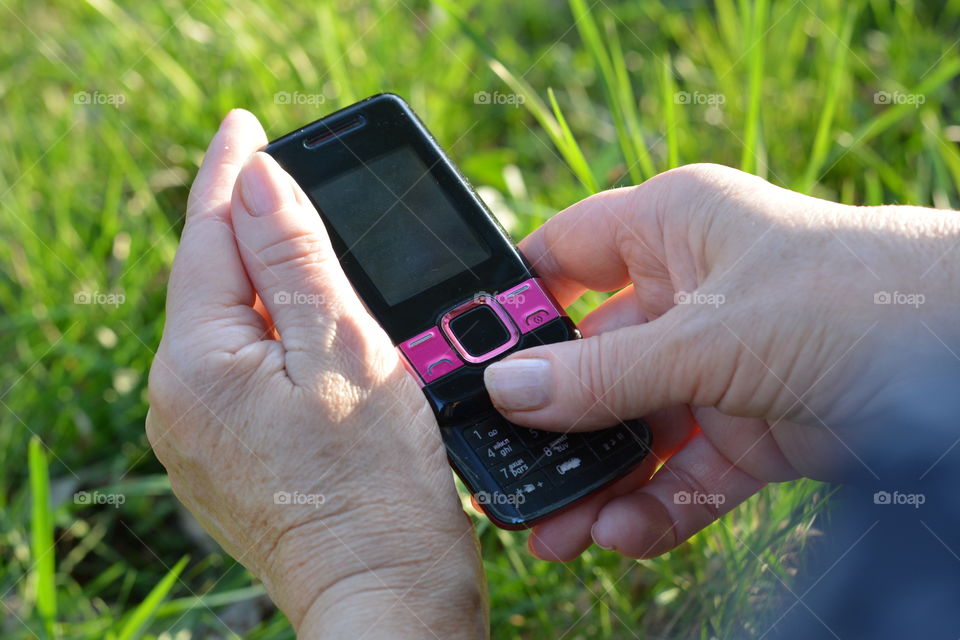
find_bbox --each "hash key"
[591,428,630,456]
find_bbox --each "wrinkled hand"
[486,164,960,560]
[146,111,485,639]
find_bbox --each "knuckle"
[147,351,186,419]
[670,463,724,522]
[146,344,243,442]
[574,334,620,420]
[663,311,723,406]
[659,163,740,190]
[647,163,746,220]
[144,408,164,452]
[146,360,194,447]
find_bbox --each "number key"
[463,421,508,448]
[477,434,523,469]
[494,453,535,482]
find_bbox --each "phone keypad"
[463,418,650,512]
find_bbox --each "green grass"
[1,0,958,638]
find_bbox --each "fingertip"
[234,152,298,219]
[188,108,268,219]
[212,109,267,155]
[590,522,614,550]
[220,108,265,136]
[517,230,582,308]
[518,188,637,306]
[527,527,589,562]
[594,492,677,559]
[526,530,548,559]
[483,340,629,431]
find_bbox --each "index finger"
[518,184,666,307]
[164,109,268,346]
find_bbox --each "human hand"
[146,111,485,639]
[484,164,960,559]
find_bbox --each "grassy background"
[2,0,958,638]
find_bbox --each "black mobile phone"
[265,93,651,528]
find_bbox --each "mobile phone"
[265,93,651,528]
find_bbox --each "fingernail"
[239,153,293,217]
[483,358,551,411]
[591,522,614,551]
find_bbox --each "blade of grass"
[114,556,189,640]
[569,0,654,182]
[29,435,57,638]
[317,2,357,104]
[660,53,680,168]
[740,0,768,173]
[825,56,960,170]
[798,6,856,193]
[434,0,598,192]
[606,15,656,181]
[155,584,267,617]
[547,88,599,192]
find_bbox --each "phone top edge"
[265,93,412,150]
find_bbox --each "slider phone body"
[265,93,651,528]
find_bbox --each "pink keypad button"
[399,328,464,384]
[496,279,561,333]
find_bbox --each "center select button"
[447,305,511,358]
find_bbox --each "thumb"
[231,152,366,360]
[483,314,699,429]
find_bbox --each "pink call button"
[399,329,464,384]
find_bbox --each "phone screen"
[309,146,491,305]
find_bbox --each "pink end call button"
[496,278,561,333]
[399,329,464,384]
